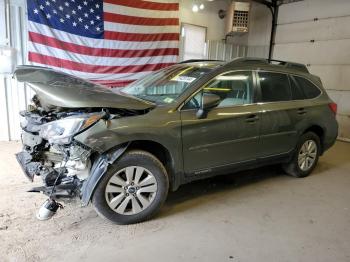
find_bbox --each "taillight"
[328,102,337,115]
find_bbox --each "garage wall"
[179,0,229,41]
[273,0,350,141]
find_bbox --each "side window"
[294,76,321,99]
[182,92,202,110]
[183,71,254,109]
[258,72,291,102]
[203,71,253,107]
[289,76,305,100]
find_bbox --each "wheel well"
[127,140,174,183]
[303,125,324,152]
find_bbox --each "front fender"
[80,142,129,206]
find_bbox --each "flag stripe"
[29,31,179,58]
[104,31,179,42]
[28,41,178,66]
[29,22,179,50]
[104,22,179,34]
[103,3,178,19]
[103,0,179,11]
[29,52,176,74]
[104,12,179,26]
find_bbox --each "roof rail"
[178,59,224,64]
[227,57,309,73]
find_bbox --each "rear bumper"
[323,136,337,153]
[322,121,338,154]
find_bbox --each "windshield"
[121,63,220,104]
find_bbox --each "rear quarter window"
[294,76,321,99]
[289,76,305,100]
[258,72,291,102]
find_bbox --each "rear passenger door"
[256,71,300,158]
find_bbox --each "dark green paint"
[15,60,338,191]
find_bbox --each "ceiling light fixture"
[192,4,199,12]
[199,3,205,10]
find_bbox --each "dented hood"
[14,66,154,110]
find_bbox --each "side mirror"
[196,93,221,119]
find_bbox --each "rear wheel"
[282,132,320,178]
[92,150,169,224]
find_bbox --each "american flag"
[27,0,179,87]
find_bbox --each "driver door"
[180,71,261,176]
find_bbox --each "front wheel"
[282,132,321,178]
[92,150,169,224]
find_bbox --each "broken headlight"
[39,113,103,144]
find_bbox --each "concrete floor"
[0,141,349,262]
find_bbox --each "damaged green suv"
[15,58,338,224]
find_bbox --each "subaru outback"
[15,58,338,224]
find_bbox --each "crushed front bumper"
[15,151,40,181]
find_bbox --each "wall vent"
[225,2,250,35]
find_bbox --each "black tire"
[92,150,169,224]
[282,132,321,178]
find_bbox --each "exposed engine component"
[21,131,43,152]
[17,104,95,199]
[54,143,92,180]
[15,89,144,221]
[40,166,66,186]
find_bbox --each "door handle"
[297,108,307,115]
[245,114,259,123]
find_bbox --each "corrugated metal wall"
[207,40,248,61]
[0,0,33,141]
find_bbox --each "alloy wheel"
[105,166,158,215]
[298,140,317,171]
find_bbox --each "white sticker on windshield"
[172,76,196,83]
[163,97,174,103]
